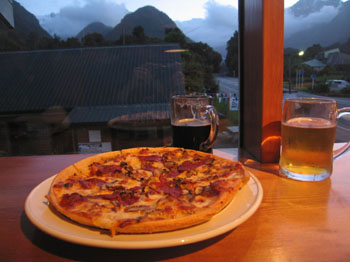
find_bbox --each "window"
[0,0,240,156]
[283,0,350,144]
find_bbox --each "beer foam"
[286,117,335,128]
[175,118,210,126]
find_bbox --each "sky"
[17,0,299,21]
[15,0,342,56]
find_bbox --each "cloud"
[176,0,238,57]
[39,0,129,38]
[284,5,339,38]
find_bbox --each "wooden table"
[1,147,350,261]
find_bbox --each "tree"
[304,44,324,61]
[132,26,146,44]
[66,37,81,48]
[225,31,239,77]
[164,27,187,47]
[82,33,104,47]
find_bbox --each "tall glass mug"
[279,97,350,181]
[171,94,219,153]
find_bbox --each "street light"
[287,50,304,94]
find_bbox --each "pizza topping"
[92,189,140,206]
[124,205,151,212]
[78,178,107,189]
[138,155,163,162]
[166,168,180,178]
[177,157,213,172]
[90,162,122,176]
[60,193,88,209]
[152,175,182,198]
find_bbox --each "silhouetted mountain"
[105,6,177,41]
[0,1,51,50]
[76,22,112,40]
[9,1,51,38]
[289,0,341,17]
[285,1,350,49]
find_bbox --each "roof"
[0,44,186,113]
[303,59,326,68]
[327,52,350,66]
[64,103,170,125]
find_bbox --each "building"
[0,44,186,155]
[302,58,326,71]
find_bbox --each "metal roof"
[303,59,326,68]
[64,103,169,124]
[327,52,350,66]
[0,44,185,113]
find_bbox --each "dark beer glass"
[171,94,219,153]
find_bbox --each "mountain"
[285,1,350,49]
[8,1,51,38]
[105,6,177,41]
[0,1,51,50]
[76,22,112,40]
[289,0,341,17]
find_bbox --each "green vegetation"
[284,40,350,97]
[213,99,239,126]
[225,31,239,77]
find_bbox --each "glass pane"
[0,0,239,156]
[284,0,350,143]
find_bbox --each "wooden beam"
[239,0,284,163]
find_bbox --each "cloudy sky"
[15,0,341,56]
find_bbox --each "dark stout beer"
[172,118,211,152]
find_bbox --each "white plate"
[24,172,263,249]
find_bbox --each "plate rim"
[24,171,263,249]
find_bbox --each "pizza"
[46,147,249,235]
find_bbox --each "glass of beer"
[279,97,350,181]
[171,94,219,153]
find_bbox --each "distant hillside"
[105,6,177,41]
[285,1,350,49]
[289,0,341,17]
[0,1,51,50]
[76,22,112,40]
[10,1,51,38]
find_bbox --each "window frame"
[238,0,284,163]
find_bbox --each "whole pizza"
[47,147,249,235]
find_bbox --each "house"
[326,51,350,70]
[302,58,326,71]
[324,48,340,59]
[0,44,186,155]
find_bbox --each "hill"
[76,22,112,40]
[0,1,51,50]
[105,6,177,41]
[289,0,341,17]
[285,0,350,49]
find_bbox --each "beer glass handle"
[200,105,219,152]
[334,107,350,159]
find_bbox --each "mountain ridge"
[285,0,350,49]
[105,6,177,41]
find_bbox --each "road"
[216,76,350,142]
[216,76,239,95]
[284,92,350,142]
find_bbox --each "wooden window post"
[238,0,284,163]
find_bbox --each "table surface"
[1,147,350,262]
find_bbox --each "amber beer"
[279,117,337,180]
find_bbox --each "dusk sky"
[14,0,341,56]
